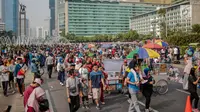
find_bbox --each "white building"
[44,30,49,38]
[130,1,200,37]
[36,27,44,39]
[29,28,36,39]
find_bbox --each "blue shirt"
[127,72,140,92]
[90,71,103,88]
[31,63,38,73]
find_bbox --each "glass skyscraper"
[2,0,19,35]
[65,0,168,36]
[49,0,56,36]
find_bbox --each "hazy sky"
[20,0,50,29]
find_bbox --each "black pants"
[9,72,14,88]
[82,96,89,107]
[2,81,8,96]
[142,89,153,109]
[69,95,80,112]
[16,78,24,95]
[47,64,53,78]
[190,92,199,109]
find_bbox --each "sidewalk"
[0,70,33,112]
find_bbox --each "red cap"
[124,60,127,63]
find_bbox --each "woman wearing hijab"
[183,56,193,90]
[141,68,155,112]
[57,58,66,86]
[188,68,200,112]
[25,78,46,112]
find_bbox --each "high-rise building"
[29,28,36,38]
[44,30,50,38]
[49,0,56,36]
[36,27,44,39]
[141,0,172,4]
[19,18,29,37]
[130,1,200,37]
[56,0,65,33]
[2,0,19,35]
[65,0,168,36]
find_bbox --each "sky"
[20,0,50,29]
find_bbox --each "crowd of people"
[0,43,200,112]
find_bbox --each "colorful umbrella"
[127,47,160,59]
[88,44,95,48]
[143,43,163,49]
[156,41,168,47]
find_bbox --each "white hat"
[34,78,42,85]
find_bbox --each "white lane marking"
[138,101,159,112]
[176,89,200,97]
[45,90,54,112]
[176,89,190,94]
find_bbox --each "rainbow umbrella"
[127,47,160,59]
[156,41,168,47]
[143,43,163,49]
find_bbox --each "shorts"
[92,88,101,100]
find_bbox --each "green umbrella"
[88,52,94,57]
[126,47,139,59]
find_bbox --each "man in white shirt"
[46,54,54,78]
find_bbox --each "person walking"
[57,58,66,86]
[66,69,81,112]
[188,68,200,112]
[8,59,16,93]
[141,68,155,112]
[46,53,54,78]
[14,58,28,96]
[183,56,193,90]
[0,60,10,97]
[89,65,105,110]
[126,64,141,112]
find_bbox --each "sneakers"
[127,99,131,103]
[145,109,150,112]
[85,106,90,109]
[96,105,100,110]
[192,108,200,112]
[101,102,105,105]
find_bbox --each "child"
[81,78,89,109]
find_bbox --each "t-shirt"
[0,65,9,81]
[66,77,80,96]
[81,83,89,96]
[188,75,197,93]
[46,56,54,65]
[127,72,140,92]
[90,71,103,88]
[174,48,178,55]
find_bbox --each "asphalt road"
[40,61,198,112]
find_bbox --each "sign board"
[180,5,191,19]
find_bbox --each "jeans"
[47,64,53,78]
[69,95,80,112]
[16,78,24,95]
[2,81,8,96]
[58,71,65,83]
[190,92,199,109]
[128,88,141,112]
[100,83,104,102]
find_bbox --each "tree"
[192,24,200,33]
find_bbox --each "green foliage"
[157,8,166,17]
[61,30,140,42]
[192,24,200,33]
